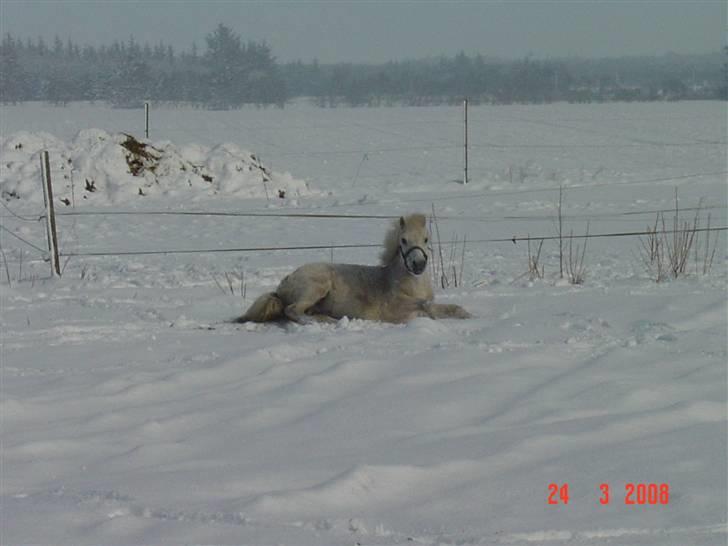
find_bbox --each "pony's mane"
[379,213,427,265]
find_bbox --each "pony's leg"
[284,304,313,324]
[286,307,337,325]
[421,302,472,319]
[283,284,332,324]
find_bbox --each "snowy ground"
[1,101,726,545]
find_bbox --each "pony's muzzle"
[403,246,428,276]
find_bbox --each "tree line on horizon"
[1,24,725,108]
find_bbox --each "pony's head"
[381,213,430,276]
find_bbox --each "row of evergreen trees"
[294,52,726,107]
[0,25,286,108]
[1,25,725,108]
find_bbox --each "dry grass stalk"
[0,236,11,286]
[213,271,246,299]
[430,204,446,287]
[527,235,545,280]
[427,215,438,287]
[639,214,666,282]
[701,213,718,275]
[567,222,589,285]
[212,274,227,295]
[663,189,698,279]
[430,204,468,289]
[223,272,235,295]
[459,234,467,287]
[557,185,564,279]
[639,214,661,263]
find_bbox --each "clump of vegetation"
[212,271,247,315]
[639,190,719,282]
[513,187,590,285]
[430,204,468,289]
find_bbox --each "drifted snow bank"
[0,129,314,205]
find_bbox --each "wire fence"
[56,226,728,258]
[2,167,726,262]
[54,203,727,223]
[8,197,725,260]
[1,102,725,268]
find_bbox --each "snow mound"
[1,130,314,205]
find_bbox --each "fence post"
[40,150,61,276]
[144,102,150,139]
[463,98,469,185]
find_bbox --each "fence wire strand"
[0,223,48,255]
[58,226,727,258]
[0,200,44,222]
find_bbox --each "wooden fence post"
[40,150,61,276]
[463,98,469,185]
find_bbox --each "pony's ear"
[399,216,405,228]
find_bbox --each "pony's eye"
[425,237,429,244]
[401,238,408,246]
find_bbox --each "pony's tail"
[235,292,284,323]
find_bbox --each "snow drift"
[0,129,314,206]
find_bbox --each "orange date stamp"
[547,483,670,505]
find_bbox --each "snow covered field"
[1,101,726,545]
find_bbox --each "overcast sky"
[1,1,724,63]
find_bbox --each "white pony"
[236,213,471,324]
